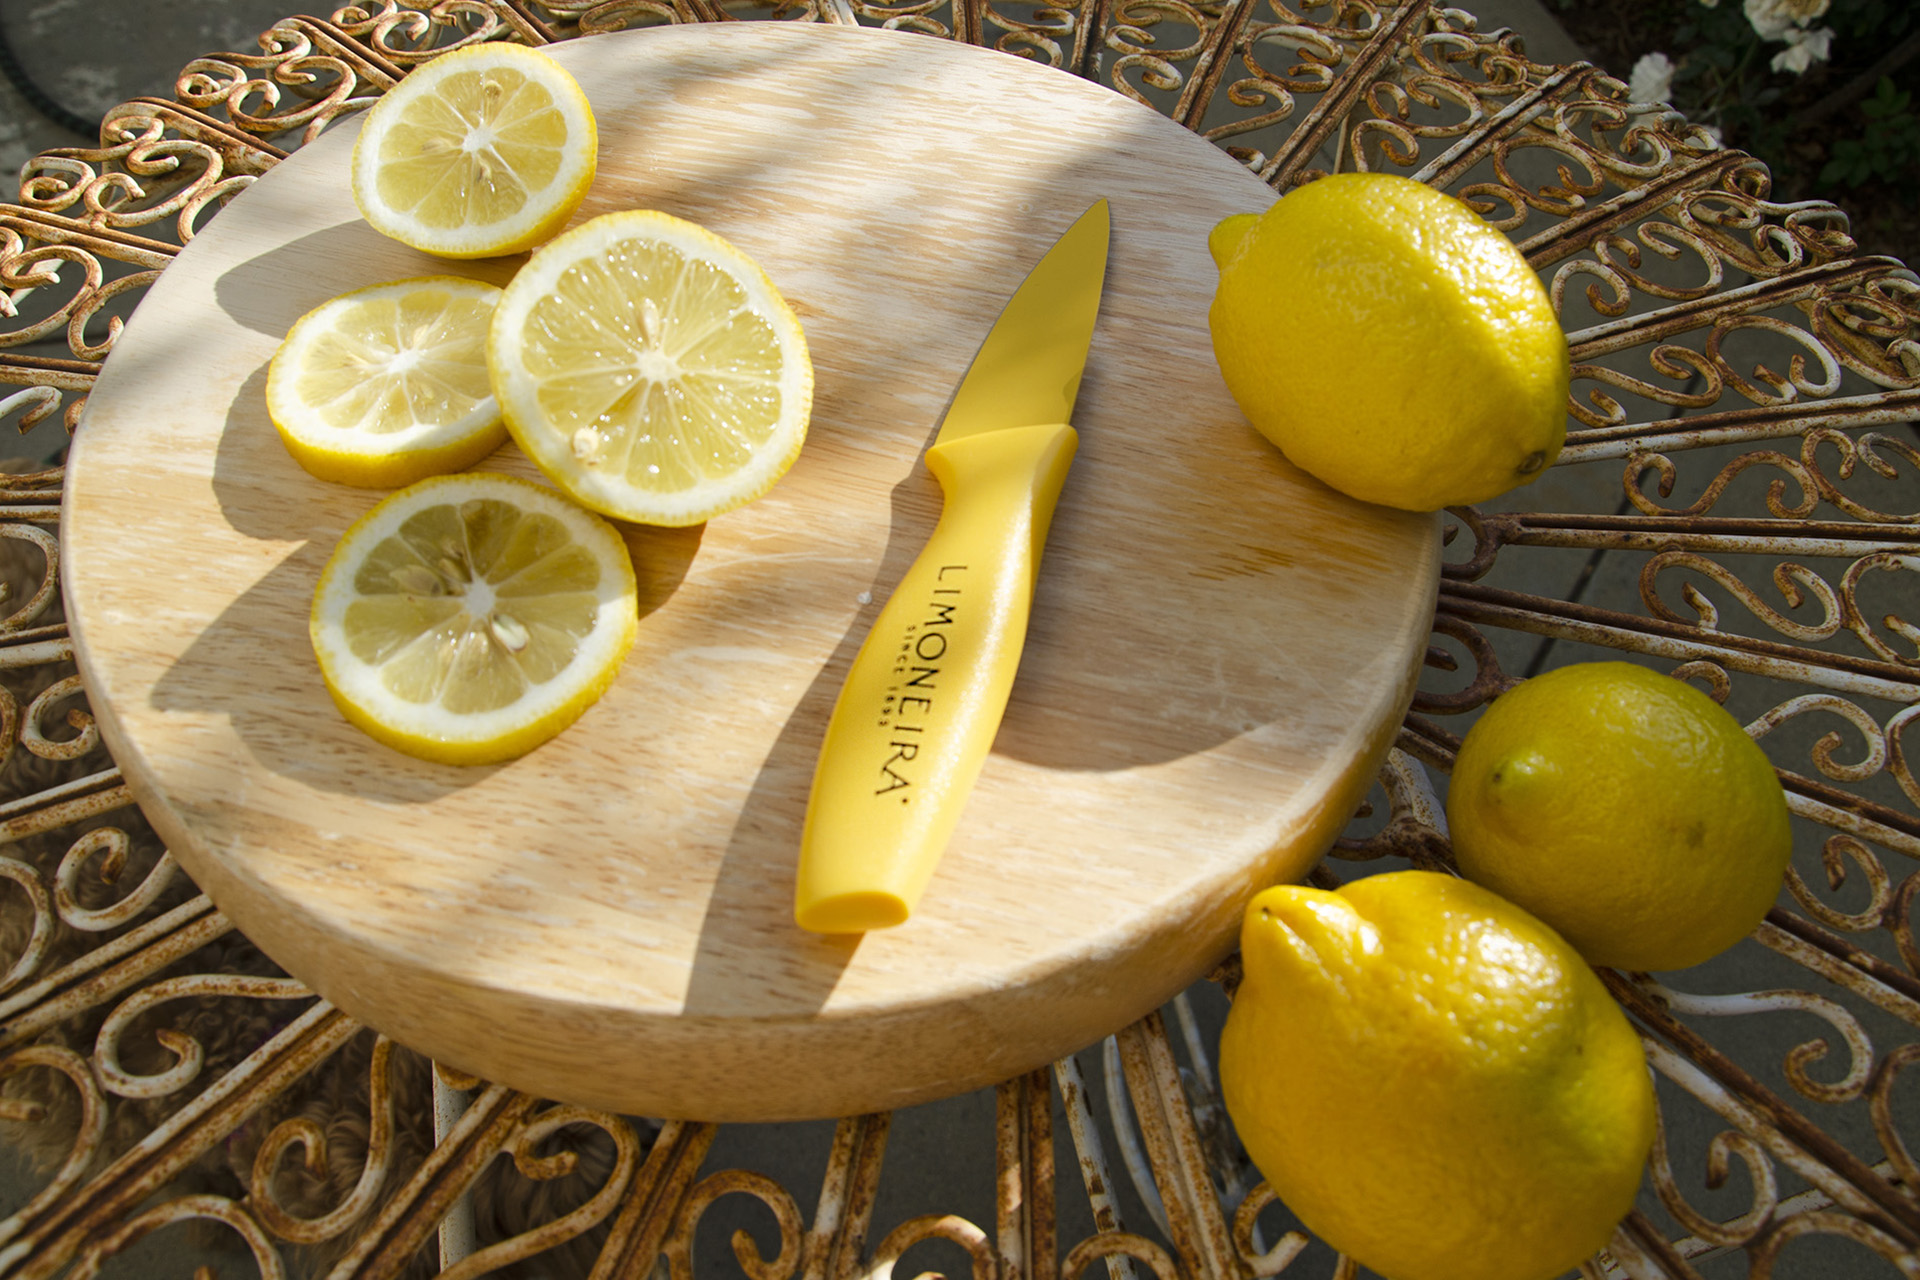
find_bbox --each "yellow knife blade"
[938,199,1112,442]
[795,200,1111,934]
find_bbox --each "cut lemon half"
[350,42,597,258]
[311,472,638,765]
[267,277,506,488]
[488,210,813,526]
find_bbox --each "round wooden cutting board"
[64,23,1441,1122]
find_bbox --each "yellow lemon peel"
[1209,173,1568,511]
[1221,871,1654,1280]
[1448,661,1793,971]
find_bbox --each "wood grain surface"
[63,23,1442,1122]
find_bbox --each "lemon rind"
[276,424,510,491]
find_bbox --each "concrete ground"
[0,2,1899,1278]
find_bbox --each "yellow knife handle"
[795,421,1079,934]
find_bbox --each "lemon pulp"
[489,210,813,527]
[350,43,596,258]
[267,277,505,487]
[311,472,637,764]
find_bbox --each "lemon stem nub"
[1208,213,1259,270]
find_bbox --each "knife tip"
[1077,197,1111,241]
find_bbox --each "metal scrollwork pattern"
[1,1,1918,1277]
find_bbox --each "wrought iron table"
[0,2,1917,1277]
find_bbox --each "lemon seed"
[389,564,441,595]
[489,613,530,652]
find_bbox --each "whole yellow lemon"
[1447,661,1793,972]
[1219,871,1653,1280]
[1208,173,1569,511]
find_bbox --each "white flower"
[1770,24,1834,73]
[1628,52,1677,104]
[1744,0,1830,42]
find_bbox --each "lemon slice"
[350,42,597,258]
[311,472,638,765]
[487,210,813,526]
[267,277,507,488]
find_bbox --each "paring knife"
[795,199,1111,934]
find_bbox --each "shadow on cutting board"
[151,355,702,805]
